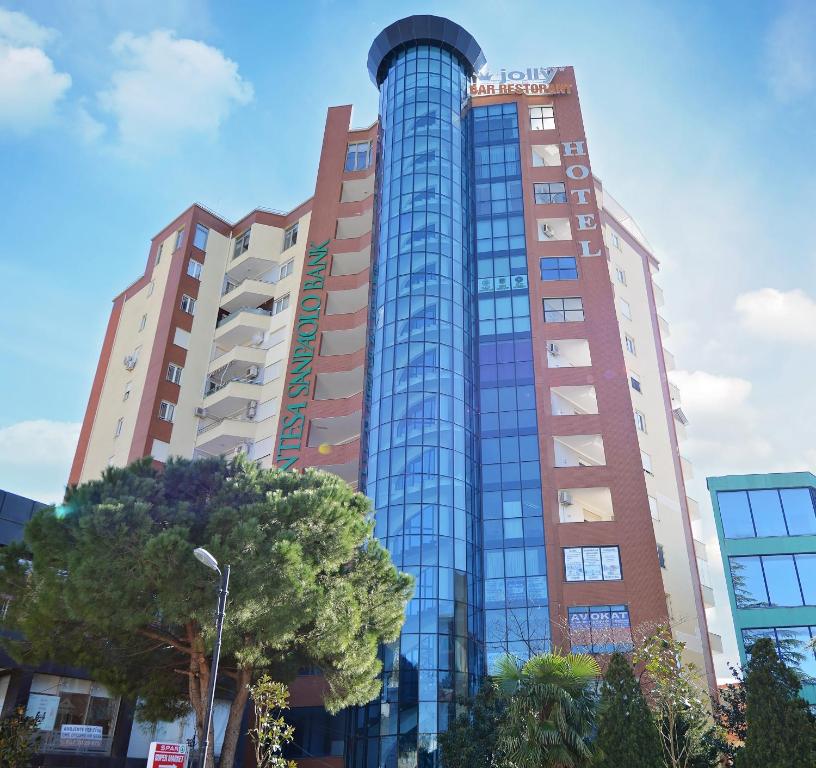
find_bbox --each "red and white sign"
[147,742,188,768]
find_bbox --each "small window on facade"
[158,401,175,422]
[180,294,196,315]
[272,293,290,315]
[139,314,147,332]
[123,381,132,401]
[114,417,124,437]
[279,259,294,279]
[529,105,555,130]
[155,243,163,266]
[610,232,621,249]
[648,495,659,520]
[657,544,666,568]
[167,363,183,384]
[619,298,632,320]
[625,334,637,355]
[534,182,567,204]
[146,281,155,297]
[283,223,298,251]
[641,450,653,474]
[187,259,203,280]
[615,266,627,285]
[174,228,185,251]
[540,257,578,281]
[345,141,371,172]
[234,229,251,258]
[635,410,647,432]
[194,223,209,250]
[630,373,642,393]
[564,546,622,582]
[543,297,584,323]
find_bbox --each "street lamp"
[192,548,230,768]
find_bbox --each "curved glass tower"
[354,16,487,768]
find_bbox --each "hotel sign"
[470,65,571,97]
[275,239,330,470]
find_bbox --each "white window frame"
[529,104,555,130]
[625,334,637,355]
[279,259,294,279]
[648,495,659,520]
[615,266,627,285]
[167,363,183,385]
[630,372,642,393]
[641,450,653,474]
[619,297,632,320]
[610,232,621,250]
[123,381,132,401]
[114,417,124,437]
[543,297,584,323]
[283,224,298,251]
[146,281,155,297]
[194,223,209,251]
[155,243,163,266]
[272,293,290,315]
[234,229,251,258]
[635,410,647,433]
[158,401,175,422]
[180,294,196,315]
[174,228,184,251]
[139,314,147,332]
[187,259,203,280]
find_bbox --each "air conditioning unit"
[246,365,259,380]
[541,223,555,239]
[547,342,560,356]
[194,407,208,418]
[123,355,137,370]
[558,491,573,506]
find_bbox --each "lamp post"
[193,547,230,768]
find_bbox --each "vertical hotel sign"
[275,239,330,469]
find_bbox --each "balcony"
[340,176,374,203]
[558,486,614,523]
[214,308,276,349]
[320,326,366,356]
[196,418,257,456]
[318,458,360,488]
[208,345,267,376]
[554,434,606,468]
[336,210,373,239]
[551,385,598,416]
[331,246,371,276]
[546,339,591,368]
[220,278,276,313]
[537,217,572,241]
[531,144,561,167]
[326,284,369,315]
[202,380,263,419]
[686,496,701,522]
[314,367,364,401]
[226,229,282,283]
[708,632,723,653]
[307,411,362,448]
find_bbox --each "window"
[543,297,584,323]
[174,228,184,251]
[158,401,175,422]
[657,544,666,568]
[272,293,290,315]
[146,281,154,297]
[194,223,209,250]
[123,381,132,401]
[279,259,294,279]
[615,266,627,285]
[529,105,555,131]
[742,626,816,681]
[718,488,816,539]
[610,232,621,249]
[138,314,147,331]
[167,363,182,384]
[564,546,621,581]
[641,450,652,473]
[635,410,647,432]
[625,334,637,355]
[630,373,642,393]
[730,553,816,608]
[619,298,632,319]
[534,182,567,204]
[187,259,203,280]
[539,257,577,281]
[180,294,196,315]
[154,243,163,266]
[283,224,298,251]
[345,141,371,171]
[114,417,123,437]
[568,605,632,654]
[234,229,250,258]
[648,495,659,520]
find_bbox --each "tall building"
[707,472,816,705]
[71,15,715,766]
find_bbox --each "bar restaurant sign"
[275,239,330,470]
[470,65,571,96]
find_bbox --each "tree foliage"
[0,457,412,768]
[248,676,296,768]
[494,652,599,768]
[438,680,506,768]
[713,663,746,765]
[735,637,816,768]
[0,707,41,768]
[594,652,662,768]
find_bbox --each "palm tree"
[494,652,600,768]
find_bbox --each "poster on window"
[25,694,59,731]
[601,547,622,580]
[527,576,548,604]
[484,579,505,606]
[564,548,585,581]
[582,548,603,581]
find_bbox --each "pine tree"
[595,652,662,768]
[736,637,816,768]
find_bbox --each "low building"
[707,472,816,704]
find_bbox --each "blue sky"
[1,0,815,517]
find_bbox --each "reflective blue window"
[730,553,816,608]
[730,556,767,608]
[782,488,816,535]
[718,491,755,538]
[719,487,816,538]
[742,626,816,681]
[749,490,787,537]
[539,257,578,281]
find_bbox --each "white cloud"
[764,1,816,101]
[669,369,752,415]
[75,103,106,143]
[0,420,80,504]
[97,29,253,152]
[0,8,70,131]
[734,287,816,343]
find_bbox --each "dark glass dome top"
[367,14,486,85]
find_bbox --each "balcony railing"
[204,378,262,397]
[222,277,275,298]
[216,307,272,328]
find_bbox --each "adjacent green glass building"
[707,472,816,703]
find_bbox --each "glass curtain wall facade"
[473,103,549,673]
[356,43,481,767]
